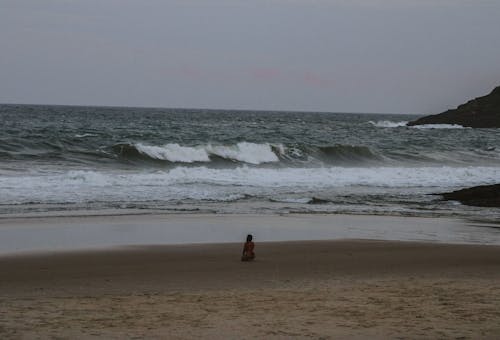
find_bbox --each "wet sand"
[2,240,500,339]
[2,213,500,255]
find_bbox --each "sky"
[1,0,500,114]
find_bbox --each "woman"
[241,234,255,261]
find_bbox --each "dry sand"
[1,240,500,339]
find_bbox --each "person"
[241,234,255,261]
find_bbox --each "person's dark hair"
[246,234,253,242]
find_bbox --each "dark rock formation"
[308,197,331,204]
[408,86,500,128]
[441,184,500,208]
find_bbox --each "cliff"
[408,86,500,128]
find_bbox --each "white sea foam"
[369,121,465,129]
[136,143,210,163]
[160,166,500,189]
[369,121,408,128]
[4,166,500,190]
[207,142,280,164]
[74,133,97,138]
[412,124,465,129]
[134,142,281,164]
[1,166,499,206]
[65,170,110,186]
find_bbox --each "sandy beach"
[2,239,500,339]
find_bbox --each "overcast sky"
[1,0,499,113]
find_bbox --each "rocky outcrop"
[308,197,331,204]
[408,86,500,128]
[441,184,500,208]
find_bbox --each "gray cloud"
[1,0,499,113]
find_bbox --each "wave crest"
[369,120,465,129]
[114,142,281,165]
[411,124,464,129]
[136,143,210,163]
[369,120,408,128]
[112,142,384,166]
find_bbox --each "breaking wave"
[74,133,98,138]
[369,121,465,129]
[369,120,408,128]
[412,124,465,129]
[113,142,281,165]
[112,142,383,166]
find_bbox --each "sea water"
[1,104,499,220]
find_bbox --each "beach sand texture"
[2,240,500,339]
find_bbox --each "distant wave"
[369,120,464,129]
[74,133,98,138]
[369,120,408,128]
[411,124,465,129]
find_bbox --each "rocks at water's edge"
[407,86,500,128]
[308,197,331,204]
[441,184,500,208]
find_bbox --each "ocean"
[1,104,499,220]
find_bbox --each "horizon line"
[0,102,418,116]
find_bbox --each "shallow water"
[1,213,500,255]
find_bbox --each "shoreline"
[2,213,500,256]
[2,239,500,338]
